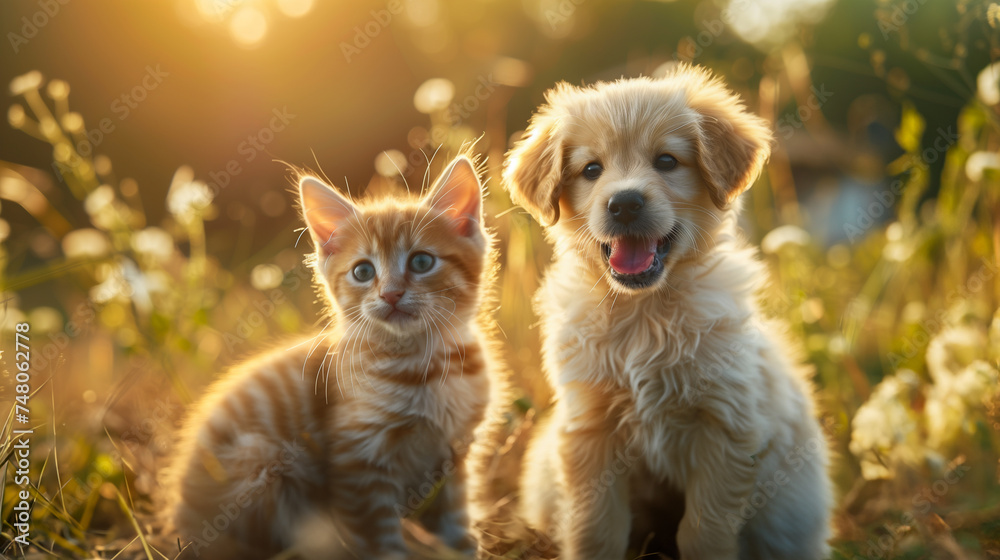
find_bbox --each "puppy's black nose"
[607,190,645,225]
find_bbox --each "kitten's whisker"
[424,284,470,295]
[431,295,459,315]
[428,306,465,363]
[356,317,374,388]
[428,313,455,386]
[420,144,445,195]
[360,319,377,390]
[426,312,448,381]
[383,150,410,193]
[420,316,435,383]
[428,303,463,334]
[342,318,365,397]
[345,318,359,398]
[410,205,452,242]
[334,317,366,399]
[304,318,341,401]
[349,315,373,396]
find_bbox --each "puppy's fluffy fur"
[504,64,833,559]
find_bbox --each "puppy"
[503,64,833,560]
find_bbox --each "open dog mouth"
[601,226,681,288]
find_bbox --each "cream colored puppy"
[504,64,833,560]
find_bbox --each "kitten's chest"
[332,363,488,472]
[398,376,486,438]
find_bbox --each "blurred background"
[1,0,999,558]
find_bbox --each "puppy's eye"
[352,261,376,282]
[408,252,435,273]
[655,154,678,171]
[582,162,603,180]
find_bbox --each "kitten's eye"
[352,261,375,282]
[655,153,678,171]
[582,162,603,180]
[408,252,435,273]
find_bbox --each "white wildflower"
[132,227,174,262]
[251,264,284,291]
[849,369,925,480]
[167,166,214,222]
[924,326,996,450]
[760,225,811,255]
[90,263,132,304]
[965,151,1000,182]
[84,184,115,216]
[62,228,111,259]
[413,78,454,114]
[977,61,1000,106]
[926,326,986,384]
[9,71,43,96]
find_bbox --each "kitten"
[163,156,495,560]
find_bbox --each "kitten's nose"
[380,290,405,306]
[607,190,645,225]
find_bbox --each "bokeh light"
[725,0,835,47]
[277,0,313,18]
[413,78,455,114]
[229,6,269,47]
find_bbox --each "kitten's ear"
[425,156,484,237]
[298,176,356,255]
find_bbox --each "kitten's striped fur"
[163,156,496,559]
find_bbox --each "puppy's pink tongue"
[608,238,656,275]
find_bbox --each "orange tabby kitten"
[163,156,495,559]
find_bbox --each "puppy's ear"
[692,84,772,209]
[503,102,564,227]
